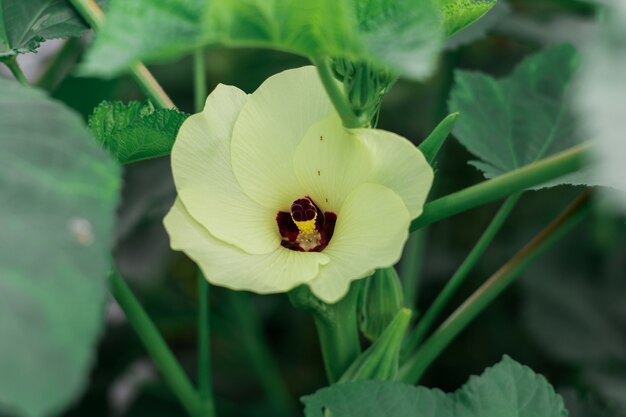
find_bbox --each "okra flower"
[164,67,433,303]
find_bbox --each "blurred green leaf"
[0,79,120,417]
[438,0,498,36]
[0,0,95,60]
[80,0,443,81]
[303,356,568,417]
[88,101,188,164]
[576,2,626,211]
[449,44,587,186]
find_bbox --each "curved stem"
[404,193,521,354]
[69,0,176,109]
[110,271,206,417]
[411,145,590,231]
[4,57,29,87]
[398,191,592,384]
[312,56,362,128]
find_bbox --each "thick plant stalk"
[411,145,589,231]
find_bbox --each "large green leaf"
[88,101,188,164]
[80,0,444,80]
[0,0,94,60]
[0,80,120,417]
[303,356,568,417]
[449,44,586,186]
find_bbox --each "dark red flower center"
[276,197,336,252]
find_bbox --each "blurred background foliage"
[12,0,622,416]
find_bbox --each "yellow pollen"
[292,214,317,235]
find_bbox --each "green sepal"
[418,112,459,164]
[331,58,397,127]
[359,267,404,342]
[340,308,412,382]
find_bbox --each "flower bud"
[340,308,412,382]
[359,267,404,342]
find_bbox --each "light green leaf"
[438,0,498,36]
[449,44,586,186]
[88,100,188,164]
[0,0,97,60]
[303,356,568,417]
[0,79,120,417]
[80,0,443,81]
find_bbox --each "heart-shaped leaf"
[303,356,568,417]
[449,44,589,187]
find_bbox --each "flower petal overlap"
[164,66,434,303]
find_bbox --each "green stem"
[312,56,362,128]
[398,191,592,384]
[110,271,207,417]
[228,291,297,416]
[193,49,214,415]
[313,286,363,383]
[197,274,214,415]
[399,229,428,309]
[4,57,29,87]
[411,145,590,231]
[404,193,521,353]
[69,0,176,109]
[193,49,207,113]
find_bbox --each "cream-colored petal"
[230,66,335,210]
[164,199,329,294]
[308,184,411,303]
[354,129,434,219]
[293,114,374,213]
[172,84,279,255]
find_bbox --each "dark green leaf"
[438,0,498,37]
[80,0,443,81]
[0,0,94,60]
[449,44,587,186]
[303,356,568,417]
[0,79,120,417]
[88,101,188,164]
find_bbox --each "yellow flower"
[164,66,433,303]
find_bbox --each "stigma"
[276,196,336,252]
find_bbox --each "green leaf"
[303,356,568,417]
[449,44,586,186]
[80,0,443,81]
[438,0,498,37]
[0,0,97,60]
[0,80,120,417]
[88,100,188,164]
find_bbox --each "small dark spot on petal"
[325,198,328,203]
[317,170,320,176]
[319,135,323,141]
